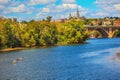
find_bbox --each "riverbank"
[0,47,28,53]
[0,42,86,53]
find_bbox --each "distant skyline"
[0,0,120,21]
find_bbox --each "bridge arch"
[112,29,120,37]
[96,28,108,38]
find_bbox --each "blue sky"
[0,0,120,21]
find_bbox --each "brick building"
[114,19,120,26]
[92,21,98,26]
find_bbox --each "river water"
[0,38,120,80]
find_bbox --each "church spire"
[69,12,72,19]
[76,8,80,18]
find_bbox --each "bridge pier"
[108,28,114,38]
[108,34,113,38]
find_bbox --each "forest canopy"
[0,17,88,49]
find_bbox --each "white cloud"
[0,0,9,4]
[0,0,87,21]
[0,5,4,10]
[94,0,120,17]
[95,0,120,5]
[36,13,42,19]
[62,4,77,9]
[36,3,87,20]
[94,12,109,16]
[95,0,120,11]
[9,4,26,13]
[29,0,56,5]
[79,11,88,16]
[36,12,47,19]
[42,8,50,13]
[3,4,33,14]
[62,0,76,3]
[114,4,120,10]
[55,3,77,11]
[42,3,85,13]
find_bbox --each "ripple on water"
[79,47,120,69]
[80,47,120,58]
[1,38,120,80]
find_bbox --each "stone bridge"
[85,26,120,38]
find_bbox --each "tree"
[13,18,17,22]
[46,16,52,22]
[29,36,36,47]
[114,30,120,37]
[0,16,89,49]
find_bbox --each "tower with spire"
[69,12,72,19]
[68,8,82,20]
[76,8,80,19]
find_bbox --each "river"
[0,38,120,80]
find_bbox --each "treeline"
[83,17,120,26]
[0,17,88,49]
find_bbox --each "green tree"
[46,16,52,22]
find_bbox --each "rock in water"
[116,52,120,59]
[13,60,17,64]
[17,57,23,61]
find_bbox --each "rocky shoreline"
[0,47,28,53]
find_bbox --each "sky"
[0,0,120,21]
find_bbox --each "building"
[55,8,84,23]
[69,8,82,20]
[69,12,72,19]
[60,18,68,23]
[92,20,98,26]
[102,18,111,26]
[76,8,80,19]
[114,19,120,26]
